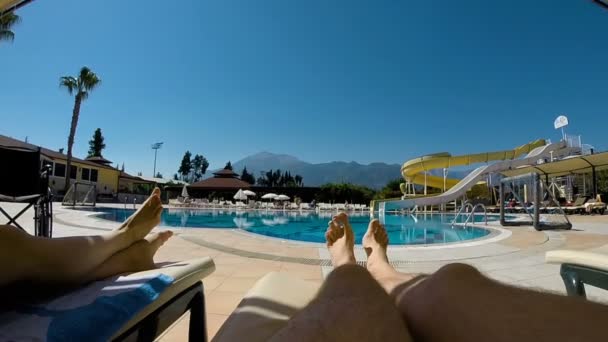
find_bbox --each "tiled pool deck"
[4,202,608,340]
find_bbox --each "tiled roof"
[0,134,117,171]
[190,177,252,189]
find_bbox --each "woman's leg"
[0,188,163,286]
[269,213,412,342]
[84,231,173,282]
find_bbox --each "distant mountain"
[224,152,402,189]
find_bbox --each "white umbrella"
[275,194,290,201]
[234,189,247,201]
[243,190,256,197]
[181,185,189,198]
[261,193,277,199]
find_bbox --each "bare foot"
[363,220,417,294]
[363,219,391,275]
[123,231,174,272]
[325,212,356,267]
[117,187,163,242]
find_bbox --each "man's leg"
[269,213,412,342]
[364,220,608,342]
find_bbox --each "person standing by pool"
[268,213,608,341]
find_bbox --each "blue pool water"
[81,208,493,246]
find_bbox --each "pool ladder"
[451,202,488,228]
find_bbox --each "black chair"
[0,145,53,237]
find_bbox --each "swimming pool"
[81,208,493,246]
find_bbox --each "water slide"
[384,140,569,210]
[401,139,547,190]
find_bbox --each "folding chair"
[0,145,53,237]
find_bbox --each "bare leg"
[0,188,162,286]
[269,213,412,341]
[364,221,608,342]
[85,231,173,282]
[363,219,420,295]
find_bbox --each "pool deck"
[4,202,608,340]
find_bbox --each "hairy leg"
[269,213,412,341]
[363,219,420,294]
[396,263,608,342]
[0,189,162,286]
[364,222,608,341]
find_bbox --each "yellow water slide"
[401,139,547,191]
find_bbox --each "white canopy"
[261,193,277,199]
[233,189,248,200]
[181,185,189,198]
[275,194,290,201]
[243,190,256,197]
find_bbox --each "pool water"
[81,208,492,246]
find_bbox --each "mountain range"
[220,152,402,189]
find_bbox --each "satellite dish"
[554,115,569,130]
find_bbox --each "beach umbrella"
[261,193,277,200]
[243,190,256,197]
[181,185,189,198]
[276,194,290,201]
[234,189,247,201]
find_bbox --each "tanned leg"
[0,188,163,286]
[269,213,413,342]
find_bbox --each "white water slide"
[384,142,570,210]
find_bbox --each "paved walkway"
[3,202,608,340]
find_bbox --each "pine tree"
[240,167,256,184]
[87,128,106,157]
[178,151,192,181]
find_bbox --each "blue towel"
[0,274,174,342]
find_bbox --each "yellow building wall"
[97,167,120,194]
[47,159,120,195]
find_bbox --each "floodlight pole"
[152,142,164,177]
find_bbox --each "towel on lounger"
[0,273,174,342]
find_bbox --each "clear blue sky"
[2,0,607,178]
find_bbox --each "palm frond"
[59,76,78,95]
[0,29,14,42]
[0,13,20,30]
[79,66,101,92]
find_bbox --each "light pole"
[151,142,163,177]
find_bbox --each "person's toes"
[152,187,161,197]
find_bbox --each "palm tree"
[0,12,20,43]
[59,67,101,191]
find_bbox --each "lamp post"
[151,142,163,177]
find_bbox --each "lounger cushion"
[213,272,321,342]
[546,250,608,272]
[112,257,215,338]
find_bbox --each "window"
[70,165,77,180]
[54,163,66,177]
[90,169,98,183]
[82,168,90,181]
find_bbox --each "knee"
[433,263,482,283]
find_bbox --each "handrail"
[451,201,473,227]
[463,203,488,228]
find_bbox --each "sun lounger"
[213,272,321,342]
[546,250,608,298]
[0,257,216,341]
[564,197,588,215]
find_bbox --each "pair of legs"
[272,213,608,341]
[0,188,173,288]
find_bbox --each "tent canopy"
[501,152,608,178]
